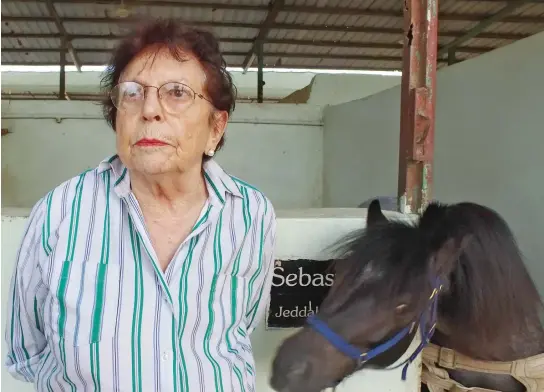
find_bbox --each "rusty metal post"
[397,0,439,214]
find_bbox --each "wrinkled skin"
[116,46,227,178]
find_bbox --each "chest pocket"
[47,261,121,346]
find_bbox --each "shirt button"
[162,352,169,361]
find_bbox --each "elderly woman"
[5,19,277,392]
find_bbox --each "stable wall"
[1,69,312,102]
[322,31,544,294]
[1,100,323,210]
[1,69,400,103]
[1,208,422,392]
[280,73,401,105]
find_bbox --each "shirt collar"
[97,154,243,203]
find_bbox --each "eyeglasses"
[109,81,213,114]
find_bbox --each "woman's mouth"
[135,138,168,147]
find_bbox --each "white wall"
[1,69,400,103]
[323,85,401,207]
[287,74,402,106]
[1,69,313,101]
[1,100,324,210]
[1,208,421,392]
[322,31,544,294]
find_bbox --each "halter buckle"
[356,352,368,368]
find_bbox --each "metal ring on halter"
[356,352,368,368]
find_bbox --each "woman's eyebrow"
[125,78,190,86]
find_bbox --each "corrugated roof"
[1,0,543,71]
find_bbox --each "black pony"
[270,199,544,392]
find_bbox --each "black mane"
[424,202,543,344]
[324,216,431,314]
[327,201,543,345]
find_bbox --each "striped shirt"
[5,154,277,392]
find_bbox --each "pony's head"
[269,200,473,392]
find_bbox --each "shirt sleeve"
[5,198,49,382]
[245,202,277,334]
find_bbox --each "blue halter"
[306,276,443,381]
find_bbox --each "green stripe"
[33,297,41,331]
[242,187,251,230]
[137,237,173,304]
[57,174,85,334]
[171,316,180,392]
[194,205,212,229]
[89,170,112,390]
[17,306,31,369]
[223,188,252,391]
[46,363,58,392]
[114,168,127,186]
[245,363,254,375]
[203,211,225,392]
[42,191,53,255]
[128,219,143,392]
[231,176,262,194]
[36,350,51,388]
[8,266,31,375]
[136,232,144,392]
[236,327,247,338]
[176,207,211,390]
[246,198,269,321]
[57,172,86,392]
[225,278,247,389]
[89,343,100,391]
[176,238,197,392]
[91,170,111,340]
[204,172,225,203]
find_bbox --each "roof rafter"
[1,33,494,54]
[438,0,536,57]
[2,47,451,64]
[2,0,542,72]
[241,0,285,72]
[44,0,82,71]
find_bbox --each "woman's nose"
[141,89,163,122]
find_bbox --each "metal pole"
[256,39,264,103]
[397,0,438,214]
[59,38,66,99]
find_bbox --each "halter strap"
[306,316,414,365]
[306,276,443,381]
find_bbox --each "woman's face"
[114,47,227,176]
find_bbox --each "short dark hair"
[100,17,237,156]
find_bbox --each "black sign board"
[266,259,336,329]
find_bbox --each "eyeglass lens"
[110,81,196,113]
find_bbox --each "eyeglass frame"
[109,80,214,114]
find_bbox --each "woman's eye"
[172,89,185,97]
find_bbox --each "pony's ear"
[430,234,473,277]
[367,199,387,227]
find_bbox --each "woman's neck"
[129,166,208,214]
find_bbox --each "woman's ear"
[209,110,228,147]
